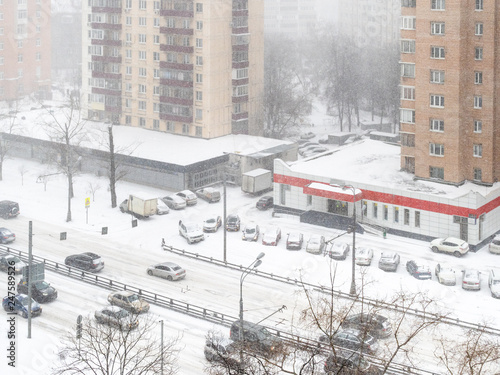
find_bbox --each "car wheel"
[432,246,439,253]
[147,270,153,276]
[453,251,462,258]
[167,276,173,281]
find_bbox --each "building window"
[430,143,445,156]
[126,66,132,75]
[153,119,159,129]
[476,0,483,10]
[196,38,203,48]
[431,22,445,35]
[401,40,415,53]
[195,108,202,120]
[139,117,146,126]
[430,94,445,108]
[139,0,147,9]
[153,52,160,61]
[154,18,160,27]
[138,34,146,44]
[139,17,146,26]
[474,120,482,133]
[475,22,483,36]
[430,166,444,179]
[373,203,378,218]
[431,0,445,9]
[404,209,410,225]
[138,101,146,110]
[154,69,160,79]
[139,51,146,60]
[401,16,416,30]
[401,63,415,78]
[401,133,415,147]
[153,86,160,95]
[139,68,146,77]
[475,47,483,60]
[474,96,482,109]
[196,3,203,12]
[400,109,415,124]
[307,195,312,206]
[394,207,399,223]
[415,211,420,227]
[196,91,203,101]
[401,0,416,7]
[430,119,444,132]
[125,98,131,108]
[125,115,131,124]
[182,124,190,134]
[431,46,445,59]
[182,37,190,47]
[153,103,160,113]
[401,86,415,100]
[474,168,482,181]
[383,205,389,221]
[473,144,483,157]
[430,70,445,84]
[196,21,203,30]
[167,122,174,132]
[196,73,203,83]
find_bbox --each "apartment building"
[264,0,317,37]
[0,0,52,102]
[82,0,264,139]
[400,0,499,186]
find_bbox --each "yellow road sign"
[85,197,90,208]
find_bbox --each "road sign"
[22,262,45,282]
[85,197,91,208]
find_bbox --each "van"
[0,200,20,219]
[489,235,500,255]
[488,269,500,298]
[195,187,221,203]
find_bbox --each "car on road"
[178,220,205,244]
[406,260,432,280]
[175,190,197,206]
[0,227,16,244]
[204,335,240,366]
[2,294,42,318]
[321,328,378,354]
[324,350,382,374]
[242,224,260,241]
[95,306,139,330]
[17,279,58,303]
[355,247,374,266]
[195,187,221,203]
[462,269,481,291]
[306,235,326,255]
[108,291,150,314]
[256,196,273,210]
[0,254,26,274]
[286,232,303,250]
[435,264,456,286]
[430,237,469,257]
[489,235,500,255]
[226,214,241,231]
[378,251,400,272]
[300,132,315,140]
[262,226,281,246]
[229,320,283,356]
[156,198,170,215]
[203,216,222,232]
[341,313,392,339]
[161,194,186,210]
[0,200,20,219]
[64,252,104,273]
[327,241,350,260]
[147,262,186,281]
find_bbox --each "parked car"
[161,195,187,210]
[95,306,139,330]
[242,224,260,241]
[0,254,26,274]
[321,328,378,354]
[204,335,240,366]
[489,235,500,255]
[147,262,186,281]
[229,320,283,355]
[318,135,329,144]
[406,260,432,280]
[299,144,322,156]
[327,241,350,260]
[203,216,222,232]
[378,251,400,272]
[488,269,500,298]
[256,196,274,210]
[175,190,197,206]
[226,214,241,231]
[324,350,382,374]
[156,198,170,215]
[196,187,221,203]
[286,232,303,250]
[0,227,16,244]
[435,264,456,286]
[0,200,20,219]
[2,294,42,318]
[303,147,328,158]
[119,199,129,213]
[64,252,104,273]
[430,237,469,257]
[17,279,58,303]
[108,291,150,314]
[262,226,281,246]
[306,235,326,255]
[341,313,392,339]
[300,131,315,140]
[178,220,205,244]
[355,247,374,266]
[462,269,481,291]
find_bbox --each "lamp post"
[342,185,357,296]
[239,252,265,367]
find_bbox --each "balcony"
[160,9,193,18]
[159,27,193,35]
[159,96,192,106]
[91,55,122,63]
[160,44,194,54]
[160,113,193,123]
[160,79,193,88]
[91,39,122,47]
[92,71,122,80]
[232,95,248,103]
[232,112,248,121]
[90,23,122,30]
[160,61,193,71]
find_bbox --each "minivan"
[488,269,500,298]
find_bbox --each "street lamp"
[342,185,357,296]
[239,252,265,367]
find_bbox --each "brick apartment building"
[400,0,499,186]
[81,0,264,139]
[0,0,52,102]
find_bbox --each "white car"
[162,194,186,210]
[306,235,326,255]
[178,220,205,244]
[156,198,170,215]
[262,226,281,246]
[203,216,222,232]
[327,241,350,260]
[435,264,456,286]
[175,190,197,206]
[147,262,186,281]
[107,291,150,314]
[355,247,374,266]
[489,235,500,255]
[462,269,481,291]
[242,224,260,241]
[430,237,469,257]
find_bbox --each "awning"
[303,182,363,202]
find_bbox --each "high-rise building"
[264,0,317,38]
[82,0,264,139]
[0,0,52,102]
[400,0,498,185]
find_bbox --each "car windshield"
[20,296,34,306]
[492,280,500,285]
[464,270,478,279]
[493,240,500,245]
[309,238,320,245]
[206,218,216,224]
[228,217,237,223]
[113,309,129,319]
[381,253,394,260]
[34,281,50,290]
[289,233,300,241]
[245,228,256,234]
[171,265,181,271]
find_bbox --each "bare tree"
[18,164,28,185]
[87,181,101,202]
[0,100,22,181]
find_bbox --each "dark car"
[2,294,42,318]
[341,313,392,339]
[204,334,241,367]
[226,214,241,231]
[0,227,16,244]
[95,306,139,330]
[256,196,273,210]
[324,350,382,374]
[17,279,58,303]
[406,260,432,280]
[322,328,378,354]
[229,320,283,356]
[0,200,20,219]
[64,252,104,272]
[0,254,26,274]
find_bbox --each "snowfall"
[1,102,500,375]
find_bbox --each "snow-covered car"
[95,306,138,330]
[302,147,328,157]
[489,235,500,255]
[178,220,205,244]
[156,198,170,215]
[355,247,374,266]
[147,262,186,281]
[489,270,500,298]
[435,263,456,286]
[175,190,197,206]
[462,269,481,291]
[306,235,326,255]
[430,237,469,257]
[341,313,392,339]
[162,194,186,210]
[203,216,222,232]
[242,224,260,241]
[300,131,315,140]
[299,144,321,156]
[262,226,281,246]
[204,335,240,365]
[286,232,303,250]
[406,260,432,280]
[0,227,16,244]
[0,254,26,274]
[378,252,400,272]
[327,241,350,260]
[196,187,221,203]
[298,141,318,150]
[322,328,378,354]
[107,291,150,314]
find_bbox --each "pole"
[28,221,32,338]
[223,173,227,262]
[160,320,164,374]
[348,186,357,296]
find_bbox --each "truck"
[119,193,157,218]
[241,168,273,195]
